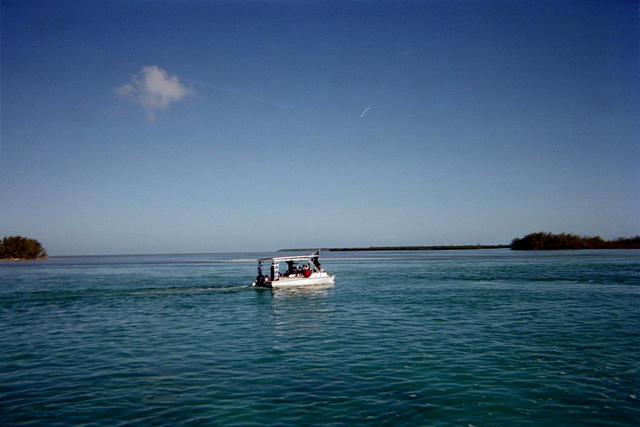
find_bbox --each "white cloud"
[116,65,193,120]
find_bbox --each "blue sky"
[1,0,639,255]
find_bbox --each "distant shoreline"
[279,233,640,252]
[279,245,510,252]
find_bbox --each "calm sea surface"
[1,249,639,425]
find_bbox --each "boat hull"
[253,272,335,288]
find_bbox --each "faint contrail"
[359,107,371,118]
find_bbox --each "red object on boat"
[303,269,312,278]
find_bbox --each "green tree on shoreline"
[0,236,48,260]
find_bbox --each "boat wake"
[128,285,252,295]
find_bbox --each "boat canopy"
[257,254,319,263]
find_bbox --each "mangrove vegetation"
[511,232,640,250]
[0,236,48,260]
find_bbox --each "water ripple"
[1,250,639,425]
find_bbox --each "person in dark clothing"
[286,260,295,276]
[256,261,265,285]
[312,251,321,271]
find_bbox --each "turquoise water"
[1,249,639,425]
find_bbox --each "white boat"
[252,253,335,288]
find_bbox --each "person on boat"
[256,261,266,285]
[286,260,295,277]
[302,263,312,278]
[313,251,321,271]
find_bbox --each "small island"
[0,236,48,260]
[511,232,640,250]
